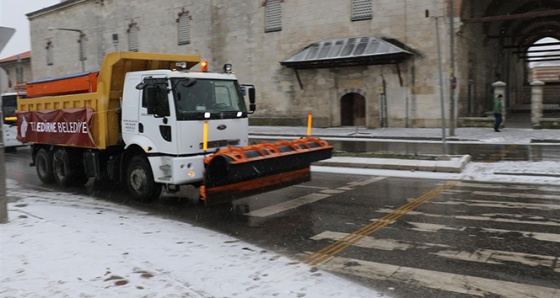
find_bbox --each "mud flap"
[200,137,333,205]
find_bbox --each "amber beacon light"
[201,60,208,72]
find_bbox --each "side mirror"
[242,84,256,114]
[248,88,256,113]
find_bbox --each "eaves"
[26,0,91,20]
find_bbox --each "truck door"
[138,77,178,154]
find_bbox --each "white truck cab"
[122,69,253,186]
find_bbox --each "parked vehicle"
[17,52,332,204]
[2,92,26,151]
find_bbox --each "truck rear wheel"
[126,155,161,202]
[35,148,55,184]
[53,148,75,187]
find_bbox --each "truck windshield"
[171,78,248,120]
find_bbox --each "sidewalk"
[249,125,560,180]
[249,125,560,144]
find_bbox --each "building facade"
[27,0,560,128]
[0,51,32,93]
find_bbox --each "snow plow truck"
[17,52,332,205]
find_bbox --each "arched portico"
[454,0,560,127]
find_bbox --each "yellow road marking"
[302,144,518,267]
[487,144,518,162]
[302,180,458,266]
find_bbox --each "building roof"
[0,51,31,63]
[280,36,413,69]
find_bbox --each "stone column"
[531,80,544,129]
[492,81,506,125]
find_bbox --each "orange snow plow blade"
[200,137,333,205]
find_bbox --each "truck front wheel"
[35,148,55,184]
[126,155,161,202]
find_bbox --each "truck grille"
[200,139,240,149]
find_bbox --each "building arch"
[339,91,366,126]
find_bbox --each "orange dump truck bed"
[25,71,99,98]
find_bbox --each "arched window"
[46,41,54,66]
[78,34,87,62]
[127,21,139,52]
[177,9,191,45]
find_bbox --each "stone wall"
[27,0,503,128]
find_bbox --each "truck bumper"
[148,155,205,185]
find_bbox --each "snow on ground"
[1,179,382,298]
[462,161,560,185]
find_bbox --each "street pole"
[0,26,15,224]
[434,2,448,154]
[0,134,6,223]
[449,0,456,136]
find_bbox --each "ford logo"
[217,124,227,130]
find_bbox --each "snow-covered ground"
[1,179,380,298]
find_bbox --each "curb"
[314,155,472,173]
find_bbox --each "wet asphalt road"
[5,146,560,298]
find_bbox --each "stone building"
[27,0,560,128]
[0,51,32,93]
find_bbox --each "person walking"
[494,94,503,132]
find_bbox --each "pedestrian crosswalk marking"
[445,189,560,201]
[431,199,560,210]
[318,256,560,297]
[245,193,331,217]
[375,208,560,227]
[301,181,458,266]
[406,221,560,243]
[311,231,559,271]
[299,177,560,295]
[246,176,386,218]
[457,181,560,192]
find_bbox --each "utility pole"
[0,26,15,224]
[0,90,6,223]
[433,0,448,154]
[449,0,456,136]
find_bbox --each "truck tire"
[53,148,75,187]
[35,148,55,184]
[126,155,161,202]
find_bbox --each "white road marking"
[375,208,560,227]
[246,177,385,217]
[406,221,560,243]
[457,182,560,193]
[431,200,560,210]
[433,249,556,268]
[246,193,332,217]
[312,231,558,270]
[445,189,560,201]
[319,256,560,298]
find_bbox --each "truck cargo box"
[17,52,201,149]
[25,71,99,98]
